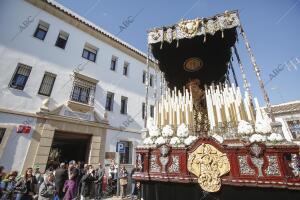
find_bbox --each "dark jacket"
[55,168,68,188]
[15,176,37,195]
[80,173,95,197]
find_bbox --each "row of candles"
[205,83,259,130]
[152,82,265,131]
[154,87,194,127]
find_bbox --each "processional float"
[133,10,300,200]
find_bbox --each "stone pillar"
[34,125,55,172]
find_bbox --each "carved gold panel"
[187,144,230,192]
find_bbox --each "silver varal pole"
[237,14,275,122]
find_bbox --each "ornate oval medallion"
[183,57,203,72]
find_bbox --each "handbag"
[120,178,128,186]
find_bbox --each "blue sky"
[57,0,300,106]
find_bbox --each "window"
[55,31,69,49]
[38,72,56,96]
[150,74,154,87]
[82,44,97,62]
[120,96,128,114]
[142,71,146,84]
[70,77,96,105]
[150,105,154,118]
[119,141,132,164]
[287,120,300,139]
[9,63,32,90]
[111,56,117,71]
[0,128,6,144]
[105,92,114,111]
[123,62,129,76]
[142,102,145,119]
[34,21,49,40]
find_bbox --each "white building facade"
[0,0,158,172]
[270,101,300,145]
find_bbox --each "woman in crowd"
[38,171,56,200]
[0,166,5,197]
[119,166,128,199]
[15,167,37,200]
[80,165,95,200]
[63,176,76,200]
[0,171,18,200]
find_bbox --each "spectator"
[33,165,44,194]
[119,166,128,199]
[68,161,79,181]
[38,171,56,200]
[63,178,76,200]
[95,163,104,199]
[55,163,68,199]
[0,171,17,200]
[0,166,5,197]
[130,166,137,200]
[0,166,5,182]
[15,167,37,200]
[108,164,117,196]
[80,165,95,200]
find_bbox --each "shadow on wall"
[0,127,32,172]
[94,85,143,130]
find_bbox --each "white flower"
[268,133,283,142]
[184,135,197,146]
[238,120,254,135]
[162,125,174,137]
[212,134,224,143]
[143,137,154,145]
[146,117,156,129]
[170,137,181,145]
[255,120,272,134]
[148,127,161,137]
[155,136,166,145]
[177,123,189,138]
[249,133,266,143]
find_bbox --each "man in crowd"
[55,163,68,199]
[95,163,104,199]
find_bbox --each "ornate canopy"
[147,11,240,89]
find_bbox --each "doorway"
[47,131,91,169]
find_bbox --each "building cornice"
[0,107,142,134]
[25,0,157,68]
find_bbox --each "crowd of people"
[0,160,141,200]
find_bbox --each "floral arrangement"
[143,137,154,145]
[237,120,254,135]
[149,127,161,137]
[155,136,166,145]
[177,123,189,138]
[249,133,266,143]
[170,137,181,146]
[267,133,283,142]
[147,118,162,137]
[184,135,197,146]
[255,120,272,134]
[212,134,224,143]
[162,125,174,137]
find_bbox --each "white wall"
[0,113,36,172]
[0,0,157,131]
[0,0,159,170]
